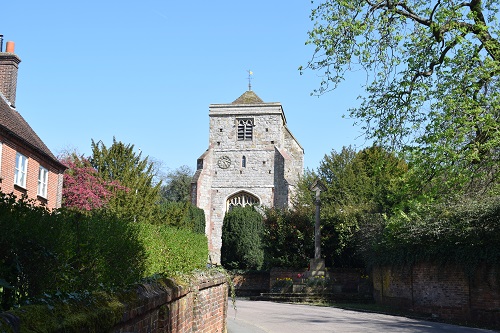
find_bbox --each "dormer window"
[237,119,253,141]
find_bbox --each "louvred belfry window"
[237,119,253,141]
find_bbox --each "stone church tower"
[191,90,304,264]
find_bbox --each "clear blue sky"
[3,1,369,174]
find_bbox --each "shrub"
[0,192,208,311]
[263,208,314,269]
[159,201,206,234]
[357,196,500,272]
[0,193,144,310]
[138,223,208,276]
[221,206,264,270]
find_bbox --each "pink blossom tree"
[61,155,127,211]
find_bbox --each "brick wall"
[373,263,499,329]
[232,271,270,296]
[1,272,228,333]
[113,273,228,333]
[0,136,63,209]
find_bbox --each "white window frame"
[14,152,28,188]
[38,166,49,198]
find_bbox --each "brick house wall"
[0,135,64,209]
[0,40,66,209]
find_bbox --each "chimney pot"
[6,41,15,53]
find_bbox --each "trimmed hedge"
[0,192,208,311]
[139,223,208,276]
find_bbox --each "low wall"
[231,267,369,295]
[232,271,270,296]
[0,272,228,333]
[373,263,499,329]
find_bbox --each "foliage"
[0,191,209,311]
[90,138,164,223]
[262,208,314,269]
[357,196,500,273]
[294,146,407,267]
[138,223,208,277]
[0,193,144,311]
[302,0,500,197]
[61,154,127,212]
[221,206,265,270]
[270,278,293,293]
[159,201,206,233]
[160,165,194,203]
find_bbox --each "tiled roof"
[0,95,64,168]
[232,90,264,104]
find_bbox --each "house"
[191,89,304,263]
[0,38,66,209]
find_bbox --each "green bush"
[263,208,314,269]
[221,206,264,270]
[0,192,209,311]
[159,201,206,234]
[138,223,208,276]
[0,193,145,310]
[357,196,500,272]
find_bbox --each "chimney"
[0,39,21,107]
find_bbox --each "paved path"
[227,299,497,333]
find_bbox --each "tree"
[221,206,264,270]
[302,0,500,196]
[294,146,407,267]
[61,154,126,212]
[90,138,164,223]
[160,165,194,203]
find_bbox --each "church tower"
[191,90,304,264]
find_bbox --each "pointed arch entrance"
[226,191,260,211]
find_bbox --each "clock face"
[217,156,231,169]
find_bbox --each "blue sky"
[3,1,369,175]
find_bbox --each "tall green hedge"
[0,192,208,311]
[159,201,206,234]
[138,223,208,276]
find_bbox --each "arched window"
[241,155,246,168]
[227,191,259,211]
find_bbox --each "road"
[227,299,497,333]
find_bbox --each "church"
[191,89,304,264]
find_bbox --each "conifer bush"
[221,206,264,270]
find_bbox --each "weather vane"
[247,69,253,91]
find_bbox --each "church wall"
[195,94,304,264]
[208,186,274,264]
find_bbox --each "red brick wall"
[0,135,63,210]
[113,273,228,333]
[232,271,270,296]
[373,263,499,329]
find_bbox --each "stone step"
[250,292,374,304]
